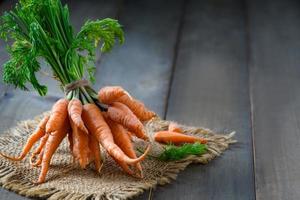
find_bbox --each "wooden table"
[0,0,299,199]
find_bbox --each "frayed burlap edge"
[0,114,236,200]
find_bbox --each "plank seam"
[163,0,188,120]
[243,0,257,199]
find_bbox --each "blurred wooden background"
[0,0,300,199]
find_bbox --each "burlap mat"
[0,113,236,200]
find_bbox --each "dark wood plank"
[155,0,255,199]
[248,0,300,199]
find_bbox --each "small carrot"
[68,98,88,134]
[168,122,183,133]
[98,86,155,121]
[37,119,70,183]
[46,98,69,133]
[30,149,44,167]
[82,103,150,164]
[0,115,49,161]
[30,134,49,166]
[88,134,103,173]
[117,95,155,121]
[70,119,91,169]
[98,86,128,104]
[105,117,143,177]
[107,102,148,141]
[154,131,207,145]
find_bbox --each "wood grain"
[156,0,255,199]
[248,0,300,199]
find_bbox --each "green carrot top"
[0,0,124,96]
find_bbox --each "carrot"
[98,86,155,121]
[105,117,143,177]
[89,134,103,173]
[0,115,49,161]
[107,102,148,141]
[70,119,91,169]
[46,98,69,133]
[168,122,183,133]
[117,95,155,121]
[30,149,43,167]
[68,98,88,134]
[30,134,49,166]
[98,86,128,104]
[154,131,207,145]
[82,103,150,164]
[37,118,70,183]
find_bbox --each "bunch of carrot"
[1,86,155,183]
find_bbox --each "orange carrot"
[68,98,88,134]
[82,103,150,164]
[106,117,143,177]
[88,134,102,173]
[37,119,70,183]
[168,122,183,133]
[107,102,148,141]
[70,119,91,169]
[30,134,49,165]
[30,149,43,167]
[46,98,69,133]
[98,86,127,104]
[0,115,49,161]
[98,86,155,121]
[117,95,155,121]
[154,131,207,145]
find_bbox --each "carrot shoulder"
[154,131,207,145]
[82,103,150,164]
[68,98,88,134]
[98,86,128,104]
[46,98,69,133]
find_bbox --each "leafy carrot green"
[158,143,207,161]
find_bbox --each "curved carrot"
[30,149,43,167]
[98,86,128,104]
[168,122,183,133]
[68,98,88,134]
[30,134,49,165]
[37,119,70,183]
[117,95,155,121]
[0,115,49,161]
[70,119,91,169]
[46,98,69,133]
[89,134,103,173]
[154,131,207,145]
[107,102,148,141]
[106,117,143,177]
[98,86,155,121]
[82,103,150,164]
